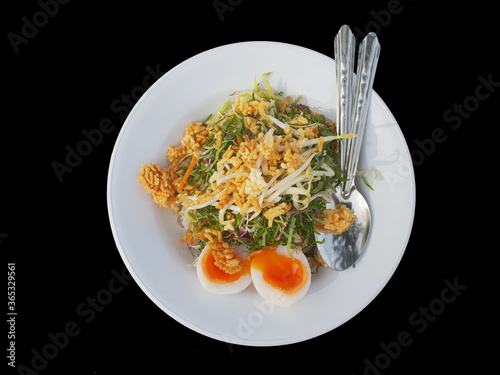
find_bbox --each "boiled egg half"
[196,245,252,294]
[250,246,311,307]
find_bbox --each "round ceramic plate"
[107,41,415,346]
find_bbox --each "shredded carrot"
[193,220,208,240]
[236,135,242,144]
[180,231,197,245]
[180,232,191,243]
[177,154,197,193]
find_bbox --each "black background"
[3,0,496,374]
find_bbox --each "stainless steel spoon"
[316,27,380,271]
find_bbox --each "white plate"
[107,41,415,346]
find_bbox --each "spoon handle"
[344,32,381,192]
[334,25,356,176]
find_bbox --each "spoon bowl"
[316,186,371,271]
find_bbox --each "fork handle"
[343,32,381,192]
[334,25,356,176]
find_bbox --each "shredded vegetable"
[138,74,357,265]
[177,154,197,193]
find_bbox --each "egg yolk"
[201,250,249,284]
[251,248,308,295]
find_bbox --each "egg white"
[196,245,252,295]
[250,246,311,307]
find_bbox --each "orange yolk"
[201,250,250,284]
[251,248,308,294]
